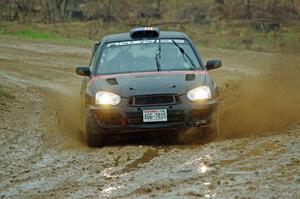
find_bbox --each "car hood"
[89,71,208,97]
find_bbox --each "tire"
[83,109,105,147]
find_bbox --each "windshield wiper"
[172,40,196,70]
[155,39,161,71]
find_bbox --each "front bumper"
[88,96,218,134]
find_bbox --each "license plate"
[143,109,167,122]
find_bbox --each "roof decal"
[130,27,160,38]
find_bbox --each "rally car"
[76,27,222,147]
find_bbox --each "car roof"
[101,31,190,43]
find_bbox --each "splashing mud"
[216,52,300,138]
[48,85,85,147]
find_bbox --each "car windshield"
[95,39,202,75]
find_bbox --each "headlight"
[187,86,211,101]
[95,91,121,105]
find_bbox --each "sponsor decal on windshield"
[106,39,185,48]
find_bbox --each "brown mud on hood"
[88,71,208,97]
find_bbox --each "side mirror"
[206,59,222,70]
[75,66,91,76]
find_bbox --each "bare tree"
[41,0,53,23]
[0,0,298,23]
[215,0,224,5]
[55,0,72,20]
[99,0,114,22]
[14,0,35,21]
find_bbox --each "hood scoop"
[106,78,118,85]
[185,74,195,81]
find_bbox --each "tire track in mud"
[0,71,85,149]
[111,148,160,175]
[0,38,87,147]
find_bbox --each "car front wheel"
[83,109,104,147]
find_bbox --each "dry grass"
[0,20,299,53]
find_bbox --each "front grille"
[128,94,181,106]
[190,109,213,122]
[95,111,123,126]
[126,110,185,125]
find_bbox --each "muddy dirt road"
[0,36,299,198]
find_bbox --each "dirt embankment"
[0,37,299,198]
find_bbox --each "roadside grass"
[0,27,5,34]
[0,21,299,52]
[0,85,14,106]
[13,28,66,40]
[0,22,91,46]
[153,21,300,52]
